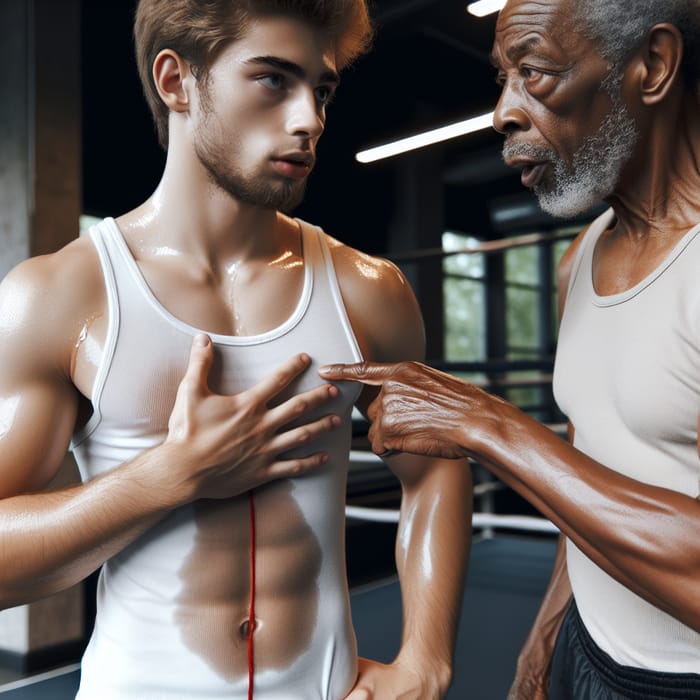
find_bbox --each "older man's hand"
[320,360,508,460]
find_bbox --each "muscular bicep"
[330,243,426,416]
[0,377,78,497]
[362,267,426,365]
[331,242,426,362]
[0,260,82,497]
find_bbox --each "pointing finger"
[318,362,394,385]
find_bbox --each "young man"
[0,1,471,698]
[321,0,700,697]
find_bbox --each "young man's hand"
[162,334,339,503]
[344,657,449,700]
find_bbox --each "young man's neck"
[119,151,286,262]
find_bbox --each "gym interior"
[0,1,606,697]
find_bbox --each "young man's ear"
[152,49,192,112]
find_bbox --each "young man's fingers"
[180,334,214,394]
[245,353,313,404]
[264,451,330,481]
[266,382,339,427]
[267,414,340,454]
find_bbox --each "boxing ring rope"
[346,450,560,535]
[388,228,578,264]
[342,227,576,539]
[346,505,559,533]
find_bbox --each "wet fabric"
[72,217,363,699]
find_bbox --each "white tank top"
[71,217,363,699]
[554,208,700,671]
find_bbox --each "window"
[442,231,486,363]
[505,243,541,360]
[439,227,576,421]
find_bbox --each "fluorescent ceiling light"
[355,111,494,164]
[467,0,506,18]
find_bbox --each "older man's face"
[491,0,638,218]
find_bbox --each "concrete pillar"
[0,0,32,279]
[0,0,84,672]
[388,149,446,362]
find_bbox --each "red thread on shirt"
[248,488,256,700]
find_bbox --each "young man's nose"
[286,89,325,138]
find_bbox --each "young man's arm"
[370,451,472,697]
[332,244,472,699]
[0,245,339,607]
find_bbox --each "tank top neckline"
[102,217,314,346]
[586,209,700,308]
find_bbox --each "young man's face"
[491,0,638,218]
[190,15,340,212]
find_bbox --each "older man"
[321,0,700,697]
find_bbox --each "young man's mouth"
[272,153,314,179]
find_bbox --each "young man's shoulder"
[325,234,408,296]
[323,233,425,363]
[0,234,105,348]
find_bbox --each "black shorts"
[549,600,700,699]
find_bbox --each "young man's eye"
[258,74,286,90]
[315,86,336,105]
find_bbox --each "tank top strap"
[565,207,615,301]
[72,219,124,448]
[89,218,143,300]
[296,219,363,363]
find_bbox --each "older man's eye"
[520,65,543,80]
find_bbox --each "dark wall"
[81,0,397,254]
[80,1,522,256]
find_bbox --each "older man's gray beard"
[502,100,638,219]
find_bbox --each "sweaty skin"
[321,0,700,696]
[0,13,470,700]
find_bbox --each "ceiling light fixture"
[355,111,494,164]
[466,0,506,18]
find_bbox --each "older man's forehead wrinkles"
[503,0,560,20]
[506,34,547,62]
[492,32,548,69]
[493,0,564,62]
[496,0,561,35]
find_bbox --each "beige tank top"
[554,207,700,671]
